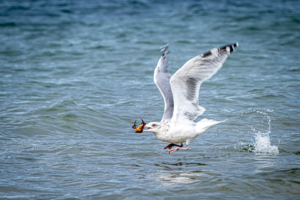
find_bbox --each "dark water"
[1,0,300,199]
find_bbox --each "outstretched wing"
[154,44,174,122]
[170,43,238,123]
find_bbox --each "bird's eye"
[152,124,156,127]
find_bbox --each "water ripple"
[0,0,300,199]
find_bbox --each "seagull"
[143,43,238,153]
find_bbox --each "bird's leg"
[167,145,189,154]
[164,143,183,149]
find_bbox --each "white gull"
[143,43,238,153]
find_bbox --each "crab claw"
[140,118,146,127]
[132,119,137,129]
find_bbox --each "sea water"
[0,0,300,199]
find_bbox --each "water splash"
[251,111,279,154]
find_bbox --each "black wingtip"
[219,42,239,53]
[201,42,238,58]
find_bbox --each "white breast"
[154,122,198,144]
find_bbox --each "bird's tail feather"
[196,118,225,132]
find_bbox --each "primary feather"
[170,43,238,123]
[154,44,174,121]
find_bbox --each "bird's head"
[143,122,161,133]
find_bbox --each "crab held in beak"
[132,119,150,133]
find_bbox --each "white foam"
[251,111,279,154]
[253,131,279,154]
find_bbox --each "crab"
[132,119,146,133]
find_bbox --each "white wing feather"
[154,44,174,121]
[170,43,238,123]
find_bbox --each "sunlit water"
[1,0,300,199]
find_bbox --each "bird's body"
[143,43,238,153]
[150,119,220,144]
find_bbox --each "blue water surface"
[0,0,300,199]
